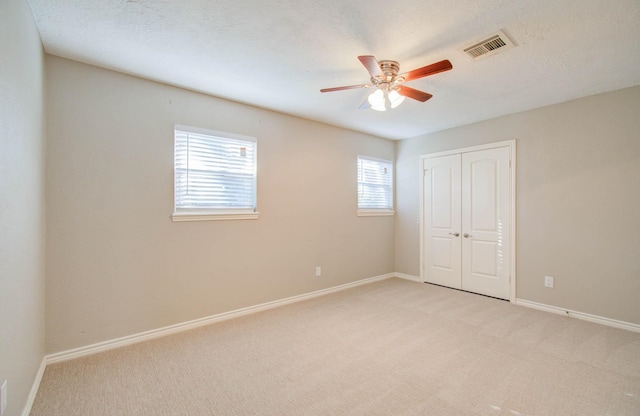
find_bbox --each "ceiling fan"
[320,55,452,111]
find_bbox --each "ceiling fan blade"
[358,97,371,110]
[399,59,452,82]
[396,85,433,102]
[358,55,383,78]
[320,84,370,93]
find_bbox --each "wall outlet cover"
[544,276,554,288]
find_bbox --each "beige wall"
[45,56,395,353]
[395,86,640,325]
[0,0,46,414]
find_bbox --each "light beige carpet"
[31,278,640,415]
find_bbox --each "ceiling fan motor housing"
[372,60,401,90]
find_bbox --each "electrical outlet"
[315,266,321,277]
[1,380,7,416]
[544,276,554,288]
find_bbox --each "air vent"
[463,30,515,60]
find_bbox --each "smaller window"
[172,125,258,222]
[357,156,394,216]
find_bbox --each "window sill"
[172,211,260,222]
[357,210,395,217]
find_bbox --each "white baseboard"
[515,298,640,333]
[394,273,422,283]
[21,357,46,416]
[46,273,395,364]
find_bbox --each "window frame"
[357,155,395,217]
[172,125,259,222]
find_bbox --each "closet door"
[461,147,511,299]
[422,144,512,300]
[422,154,462,289]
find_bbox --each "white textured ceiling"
[27,0,640,140]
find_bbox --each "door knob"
[448,232,460,237]
[463,233,471,238]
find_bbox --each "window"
[172,125,258,221]
[357,156,394,216]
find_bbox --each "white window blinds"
[357,156,393,211]
[174,125,256,215]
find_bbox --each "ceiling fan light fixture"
[367,88,405,111]
[368,89,386,111]
[389,90,405,108]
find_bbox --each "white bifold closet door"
[422,145,511,300]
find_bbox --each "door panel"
[461,147,510,299]
[423,155,461,289]
[422,145,512,300]
[469,160,498,231]
[432,237,454,269]
[470,240,497,276]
